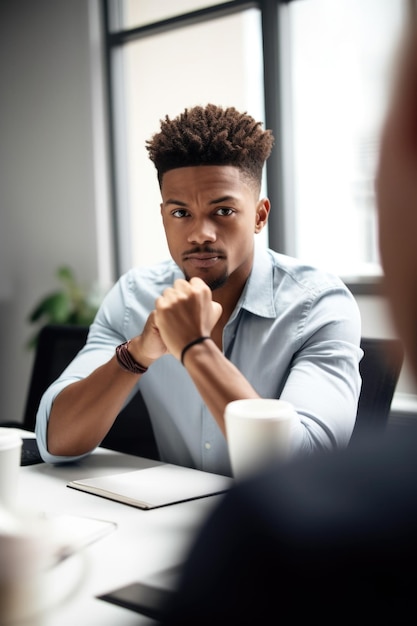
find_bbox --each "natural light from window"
[286,0,406,278]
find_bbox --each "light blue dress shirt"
[35,243,362,476]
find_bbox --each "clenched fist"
[154,277,223,361]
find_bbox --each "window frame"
[102,0,382,296]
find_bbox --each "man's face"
[160,165,269,293]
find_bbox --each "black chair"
[349,337,404,446]
[1,324,159,460]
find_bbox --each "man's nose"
[187,218,216,244]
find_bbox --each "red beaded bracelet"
[115,340,148,374]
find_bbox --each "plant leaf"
[57,266,75,287]
[28,292,71,323]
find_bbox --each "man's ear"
[255,198,271,233]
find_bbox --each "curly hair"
[146,104,274,190]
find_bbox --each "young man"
[159,15,417,626]
[35,104,361,474]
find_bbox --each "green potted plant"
[27,266,101,349]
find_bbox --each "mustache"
[182,246,225,257]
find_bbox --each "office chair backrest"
[22,324,159,459]
[23,324,89,431]
[349,337,404,445]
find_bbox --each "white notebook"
[67,463,233,510]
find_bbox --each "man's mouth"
[184,254,222,269]
[183,249,225,269]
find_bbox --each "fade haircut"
[146,104,274,191]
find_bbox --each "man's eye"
[171,209,189,218]
[215,208,234,216]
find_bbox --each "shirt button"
[204,442,211,450]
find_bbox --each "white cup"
[0,508,50,625]
[225,399,298,479]
[0,508,88,625]
[0,428,22,510]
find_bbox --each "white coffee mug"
[0,508,88,625]
[0,428,22,510]
[225,398,298,479]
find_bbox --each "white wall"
[0,0,414,427]
[0,0,112,424]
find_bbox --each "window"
[104,0,408,291]
[113,0,223,29]
[105,1,265,273]
[283,0,406,279]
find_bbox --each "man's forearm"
[182,339,259,436]
[47,356,143,456]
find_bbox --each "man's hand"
[154,277,223,361]
[128,310,168,367]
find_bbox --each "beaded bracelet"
[115,340,148,374]
[180,336,212,366]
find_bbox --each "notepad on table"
[67,463,233,510]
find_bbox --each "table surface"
[14,439,226,625]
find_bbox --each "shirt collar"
[238,242,276,319]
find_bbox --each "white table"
[16,446,225,625]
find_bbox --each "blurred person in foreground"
[160,10,417,626]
